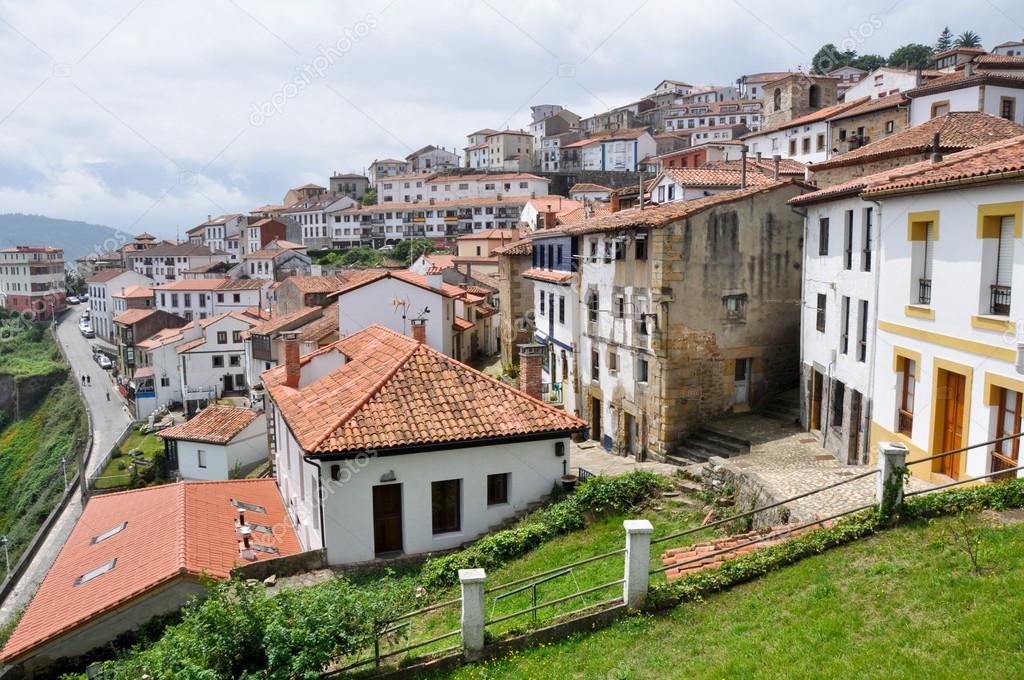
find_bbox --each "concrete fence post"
[459,568,487,660]
[623,519,654,610]
[876,441,909,514]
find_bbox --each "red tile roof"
[523,268,573,284]
[452,316,474,332]
[331,269,467,299]
[704,157,807,176]
[0,480,300,663]
[492,238,533,256]
[749,97,869,136]
[658,167,775,189]
[157,406,261,444]
[111,308,159,325]
[262,325,585,456]
[111,285,153,299]
[569,183,613,193]
[811,111,1024,171]
[457,229,519,240]
[85,269,129,284]
[825,93,906,122]
[906,70,1024,97]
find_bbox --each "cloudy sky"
[0,0,1020,238]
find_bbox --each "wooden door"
[734,358,751,405]
[811,370,824,431]
[848,391,862,464]
[372,484,403,555]
[591,398,602,442]
[938,372,966,479]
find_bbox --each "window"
[910,216,935,304]
[212,355,224,368]
[587,290,599,323]
[431,479,461,534]
[1001,96,1016,121]
[840,296,850,354]
[217,331,227,344]
[816,294,827,333]
[608,349,618,372]
[217,293,224,303]
[614,294,625,319]
[635,231,648,260]
[487,473,509,506]
[233,330,242,343]
[896,356,915,435]
[818,217,829,256]
[816,133,825,151]
[591,348,600,380]
[558,296,565,324]
[885,120,895,134]
[91,522,127,544]
[857,300,869,362]
[75,559,117,586]
[831,379,845,429]
[802,137,811,154]
[993,388,1023,478]
[862,208,873,271]
[233,294,241,303]
[723,294,746,321]
[931,100,950,117]
[843,210,854,270]
[638,357,649,382]
[197,449,207,468]
[229,355,241,367]
[539,291,546,316]
[992,216,1015,315]
[788,139,797,156]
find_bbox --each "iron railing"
[991,284,1011,315]
[918,278,931,305]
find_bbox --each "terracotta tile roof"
[811,112,1024,171]
[331,269,467,300]
[136,326,185,350]
[128,242,224,258]
[569,183,613,193]
[280,275,348,294]
[458,268,500,290]
[157,406,261,444]
[262,325,585,456]
[218,278,268,291]
[0,480,299,664]
[658,167,775,188]
[422,254,456,271]
[825,92,906,122]
[660,522,817,581]
[85,269,129,284]
[452,316,474,332]
[156,277,228,291]
[523,268,573,284]
[741,71,797,84]
[112,308,159,325]
[175,336,207,353]
[457,229,519,240]
[468,128,499,137]
[862,133,1024,196]
[111,285,153,299]
[295,308,339,344]
[248,306,324,336]
[492,238,533,256]
[475,303,497,318]
[974,54,1024,68]
[747,97,869,136]
[905,70,1024,97]
[566,180,807,235]
[705,157,807,175]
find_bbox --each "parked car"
[67,295,80,304]
[80,326,95,338]
[80,310,90,321]
[95,354,112,369]
[79,293,89,301]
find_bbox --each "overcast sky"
[1,0,1021,239]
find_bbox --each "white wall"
[176,418,268,480]
[180,316,252,402]
[337,278,454,356]
[746,120,829,163]
[313,438,569,564]
[533,279,580,415]
[909,86,982,125]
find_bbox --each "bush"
[420,471,666,589]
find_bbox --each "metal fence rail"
[486,579,625,627]
[485,548,625,595]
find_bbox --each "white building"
[135,325,189,415]
[406,145,460,173]
[562,129,657,172]
[158,406,267,480]
[87,269,154,343]
[649,167,772,204]
[906,68,1024,126]
[177,311,260,415]
[843,67,932,102]
[153,278,268,321]
[744,97,868,164]
[263,325,585,563]
[463,128,497,169]
[279,195,357,250]
[126,243,230,286]
[242,239,311,281]
[367,158,412,184]
[186,214,245,261]
[376,172,550,205]
[664,100,763,133]
[569,183,614,203]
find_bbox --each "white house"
[649,167,772,204]
[186,214,245,261]
[86,269,154,343]
[279,195,357,250]
[368,158,413,184]
[562,128,657,172]
[153,278,268,321]
[520,196,582,231]
[262,325,585,563]
[844,67,932,102]
[176,311,260,415]
[126,243,230,285]
[865,135,1024,483]
[744,98,868,164]
[134,325,189,416]
[242,239,310,281]
[906,68,1024,126]
[406,144,460,173]
[158,405,267,480]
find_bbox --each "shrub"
[420,471,666,589]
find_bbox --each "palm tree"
[954,31,982,48]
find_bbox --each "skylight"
[75,558,117,586]
[231,499,266,514]
[250,544,280,555]
[91,522,127,544]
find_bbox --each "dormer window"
[91,522,127,544]
[75,559,116,586]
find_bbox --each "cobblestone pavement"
[571,440,680,477]
[705,415,931,520]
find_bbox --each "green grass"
[0,322,65,379]
[93,428,164,489]
[0,378,87,569]
[430,515,1024,679]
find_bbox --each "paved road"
[0,307,131,626]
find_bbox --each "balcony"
[897,409,913,436]
[991,284,1012,316]
[918,278,931,305]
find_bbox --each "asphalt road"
[0,306,131,626]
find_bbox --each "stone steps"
[670,427,752,465]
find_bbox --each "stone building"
[761,73,839,130]
[495,237,534,367]
[826,93,909,158]
[565,181,810,460]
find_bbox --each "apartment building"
[485,130,535,171]
[559,128,656,172]
[153,278,268,321]
[905,66,1024,126]
[0,246,66,320]
[368,158,412,183]
[279,194,357,250]
[186,214,245,260]
[744,97,868,164]
[406,145,460,172]
[376,172,550,205]
[126,243,230,285]
[664,100,763,133]
[328,173,370,201]
[87,269,154,342]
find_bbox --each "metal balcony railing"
[918,278,931,305]
[991,284,1011,316]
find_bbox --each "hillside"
[0,213,126,264]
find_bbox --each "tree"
[339,247,383,267]
[851,54,887,72]
[64,270,85,295]
[954,30,982,48]
[935,26,953,52]
[888,43,934,70]
[811,43,856,74]
[360,189,377,206]
[392,237,436,266]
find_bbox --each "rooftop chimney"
[739,144,749,188]
[965,61,975,77]
[410,317,426,344]
[238,526,255,560]
[425,271,444,289]
[283,333,301,388]
[772,154,781,180]
[610,191,620,213]
[517,343,544,401]
[930,132,943,163]
[237,508,246,527]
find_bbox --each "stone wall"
[828,105,910,162]
[701,456,796,529]
[230,548,327,581]
[810,152,930,188]
[498,252,534,367]
[0,369,67,421]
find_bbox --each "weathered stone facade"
[809,152,933,188]
[497,242,534,367]
[828,105,909,158]
[799,363,870,465]
[761,74,839,130]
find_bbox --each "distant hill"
[0,213,129,264]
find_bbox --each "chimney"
[237,508,246,527]
[410,317,426,343]
[965,61,975,77]
[610,191,620,213]
[425,271,444,289]
[739,144,748,188]
[238,526,255,560]
[915,66,923,87]
[517,343,544,401]
[772,154,781,180]
[930,132,943,163]
[283,333,301,388]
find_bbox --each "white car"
[95,354,112,369]
[80,326,95,338]
[67,295,80,304]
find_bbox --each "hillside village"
[7,30,1024,678]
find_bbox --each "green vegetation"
[434,514,1024,678]
[314,247,383,268]
[888,43,935,70]
[389,237,436,265]
[0,319,65,379]
[0,325,85,568]
[93,428,167,490]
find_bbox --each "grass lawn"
[93,428,164,489]
[430,515,1024,679]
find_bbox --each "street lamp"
[1,535,8,578]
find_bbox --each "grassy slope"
[432,516,1024,679]
[0,329,87,568]
[94,429,163,489]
